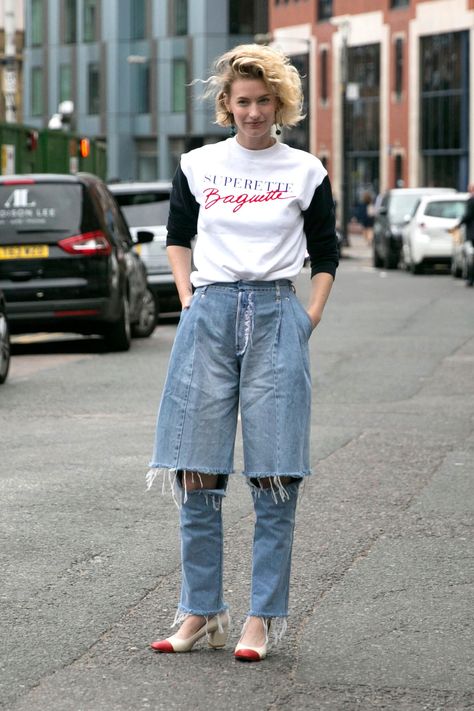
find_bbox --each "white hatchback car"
[402,193,470,274]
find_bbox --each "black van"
[0,173,156,350]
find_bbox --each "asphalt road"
[1,237,473,711]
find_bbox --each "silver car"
[109,181,180,314]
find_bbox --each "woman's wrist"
[307,309,322,329]
[180,290,193,309]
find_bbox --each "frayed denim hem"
[146,466,229,509]
[247,474,303,503]
[173,606,230,632]
[241,615,288,645]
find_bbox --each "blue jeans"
[149,280,313,620]
[178,477,300,620]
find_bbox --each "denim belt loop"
[275,283,281,301]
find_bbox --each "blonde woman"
[148,43,339,662]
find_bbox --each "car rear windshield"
[113,191,170,228]
[388,194,424,222]
[424,200,467,219]
[0,183,84,240]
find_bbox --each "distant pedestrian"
[146,43,339,662]
[360,191,375,245]
[456,184,474,287]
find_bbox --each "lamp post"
[330,17,351,244]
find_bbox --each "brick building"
[269,0,474,221]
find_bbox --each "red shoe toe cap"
[234,648,261,662]
[150,639,175,653]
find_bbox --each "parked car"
[0,289,10,384]
[372,187,456,270]
[108,181,180,314]
[401,193,470,274]
[0,173,156,351]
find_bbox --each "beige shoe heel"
[207,613,229,648]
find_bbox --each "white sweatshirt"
[166,136,338,286]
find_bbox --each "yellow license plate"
[0,244,49,259]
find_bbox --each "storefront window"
[345,44,380,208]
[420,32,469,190]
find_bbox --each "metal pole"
[340,26,350,245]
[2,0,17,123]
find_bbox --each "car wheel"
[0,309,11,384]
[384,250,399,270]
[411,261,424,275]
[132,288,157,338]
[451,259,462,278]
[104,295,131,351]
[373,245,384,268]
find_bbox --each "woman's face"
[224,78,279,150]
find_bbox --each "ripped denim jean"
[174,473,300,631]
[148,280,313,630]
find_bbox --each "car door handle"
[9,271,34,281]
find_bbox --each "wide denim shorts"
[149,280,313,479]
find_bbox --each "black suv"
[0,173,156,351]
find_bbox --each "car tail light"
[2,178,35,185]
[58,230,112,256]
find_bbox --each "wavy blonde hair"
[204,43,304,128]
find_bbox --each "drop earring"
[275,125,282,136]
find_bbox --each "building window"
[286,54,309,151]
[59,64,72,102]
[229,0,255,34]
[320,48,328,103]
[83,0,97,42]
[136,62,150,114]
[131,0,146,39]
[394,37,403,100]
[391,0,409,7]
[345,43,381,210]
[318,0,332,21]
[174,0,188,36]
[394,154,403,187]
[63,0,77,44]
[31,67,43,115]
[172,59,187,113]
[420,31,469,190]
[31,0,43,46]
[88,62,100,114]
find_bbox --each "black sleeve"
[303,175,339,279]
[460,196,474,226]
[166,164,200,248]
